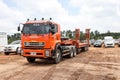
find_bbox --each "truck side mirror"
[18,26,20,31]
[49,29,55,34]
[49,25,55,34]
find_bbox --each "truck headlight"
[39,42,44,46]
[24,42,29,46]
[45,50,50,57]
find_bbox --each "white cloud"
[12,0,68,19]
[0,0,26,34]
[70,0,120,7]
[69,0,120,32]
[116,6,120,16]
[8,0,80,31]
[0,0,120,34]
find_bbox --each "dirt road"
[0,47,120,80]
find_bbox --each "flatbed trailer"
[18,18,90,64]
[60,31,89,55]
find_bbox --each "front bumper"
[105,43,114,47]
[94,44,101,47]
[4,49,16,53]
[22,49,52,58]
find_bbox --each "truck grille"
[24,42,45,47]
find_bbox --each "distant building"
[0,32,8,52]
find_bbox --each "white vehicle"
[4,40,21,55]
[104,36,115,47]
[0,32,8,52]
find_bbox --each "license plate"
[30,52,36,55]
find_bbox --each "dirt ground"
[0,46,120,80]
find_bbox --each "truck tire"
[26,57,35,63]
[53,49,62,64]
[4,52,9,55]
[73,48,77,57]
[68,47,74,58]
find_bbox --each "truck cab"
[19,18,62,63]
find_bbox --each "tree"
[8,33,21,44]
[94,30,100,36]
[61,30,66,37]
[80,31,85,40]
[90,31,94,39]
[66,30,73,38]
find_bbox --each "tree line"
[91,30,120,40]
[7,30,120,44]
[8,33,21,44]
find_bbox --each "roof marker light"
[27,19,29,22]
[34,18,36,21]
[42,18,44,20]
[50,18,52,20]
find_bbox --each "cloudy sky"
[0,0,120,34]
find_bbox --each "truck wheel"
[4,52,9,55]
[68,48,74,58]
[73,48,77,57]
[26,57,35,63]
[53,49,62,64]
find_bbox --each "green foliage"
[61,30,85,40]
[61,29,120,40]
[66,30,74,39]
[90,30,120,39]
[61,30,74,39]
[80,31,85,40]
[8,33,21,44]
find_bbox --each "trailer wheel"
[4,52,9,55]
[26,57,35,63]
[53,49,62,64]
[85,46,88,51]
[68,48,74,58]
[82,46,88,52]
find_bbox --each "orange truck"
[18,18,90,64]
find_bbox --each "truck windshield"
[22,24,51,34]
